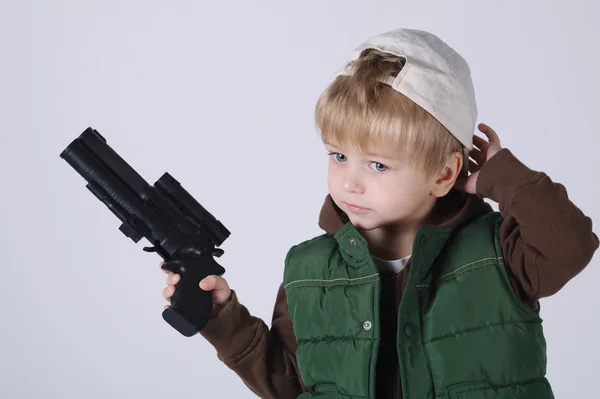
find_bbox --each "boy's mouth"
[344,201,369,213]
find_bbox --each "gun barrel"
[68,128,152,199]
[61,138,141,217]
[60,128,170,243]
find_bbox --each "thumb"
[199,275,226,291]
[199,275,231,306]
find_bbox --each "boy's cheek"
[327,172,342,194]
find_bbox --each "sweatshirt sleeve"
[198,282,306,398]
[476,148,599,309]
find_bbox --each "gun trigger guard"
[143,246,158,252]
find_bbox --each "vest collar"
[318,188,493,235]
[322,188,493,270]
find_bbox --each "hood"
[318,188,494,235]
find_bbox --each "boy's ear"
[430,152,463,197]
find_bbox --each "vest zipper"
[394,273,401,399]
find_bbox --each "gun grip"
[162,296,211,337]
[161,256,225,337]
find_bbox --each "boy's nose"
[343,174,365,194]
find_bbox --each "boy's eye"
[328,152,347,162]
[328,152,388,172]
[371,162,388,172]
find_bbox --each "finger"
[472,134,489,151]
[160,262,172,275]
[167,273,180,286]
[199,275,215,291]
[469,147,485,165]
[200,275,227,291]
[478,123,500,144]
[163,285,175,300]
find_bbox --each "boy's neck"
[360,197,449,261]
[364,227,419,261]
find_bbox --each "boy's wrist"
[199,289,240,356]
[198,289,262,362]
[475,148,536,204]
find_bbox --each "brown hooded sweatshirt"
[199,148,599,398]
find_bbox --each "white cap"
[336,28,478,151]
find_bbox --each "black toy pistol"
[60,127,230,337]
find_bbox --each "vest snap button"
[419,235,427,246]
[363,320,372,331]
[404,323,414,337]
[349,237,357,246]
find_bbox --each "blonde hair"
[315,48,469,180]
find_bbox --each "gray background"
[2,0,599,397]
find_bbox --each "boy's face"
[325,140,438,231]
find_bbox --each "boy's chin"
[350,214,415,232]
[348,216,382,231]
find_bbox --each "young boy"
[162,28,599,398]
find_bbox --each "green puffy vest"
[283,211,554,398]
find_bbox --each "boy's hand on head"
[454,123,503,195]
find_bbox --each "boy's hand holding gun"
[162,263,232,316]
